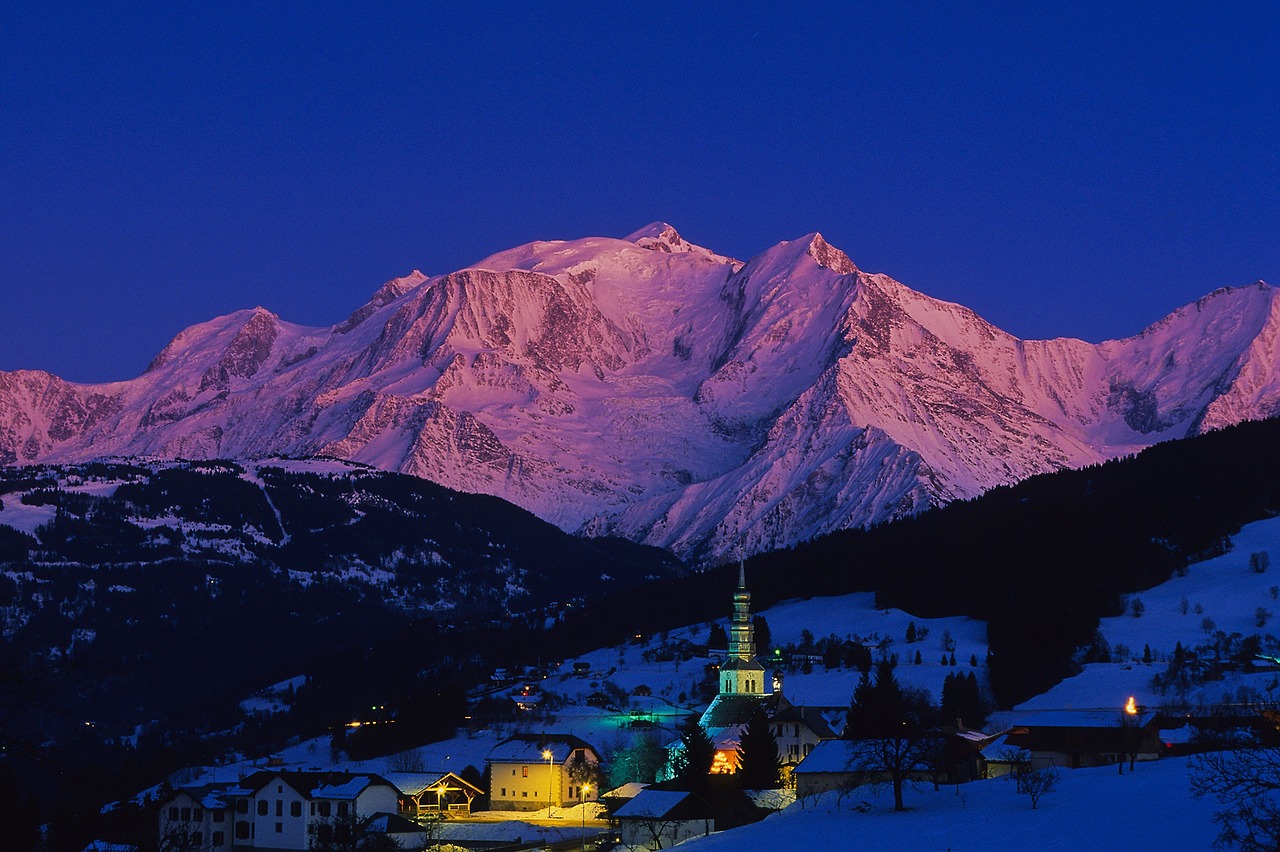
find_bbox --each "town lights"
[1125,696,1138,716]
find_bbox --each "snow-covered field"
[681,755,1217,851]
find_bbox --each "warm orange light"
[1125,696,1138,715]
[710,749,735,774]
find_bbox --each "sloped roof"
[699,694,765,730]
[979,733,1016,761]
[1005,709,1160,728]
[384,771,482,797]
[603,781,649,800]
[792,739,864,774]
[360,811,425,835]
[235,770,397,800]
[486,733,599,764]
[771,704,844,739]
[166,781,236,810]
[612,790,697,820]
[720,657,765,673]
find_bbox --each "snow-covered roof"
[603,781,649,800]
[612,790,694,819]
[979,733,1016,761]
[792,739,864,774]
[1006,709,1159,728]
[486,733,597,764]
[360,811,424,835]
[744,788,795,811]
[311,777,373,799]
[383,771,482,797]
[236,770,395,800]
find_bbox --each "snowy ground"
[678,756,1218,851]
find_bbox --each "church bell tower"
[719,562,765,696]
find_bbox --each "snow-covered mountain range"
[2,224,1277,560]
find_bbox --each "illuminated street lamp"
[580,782,593,851]
[543,749,555,817]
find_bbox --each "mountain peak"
[625,222,703,254]
[806,232,857,275]
[371,270,429,306]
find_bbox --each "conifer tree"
[671,719,715,790]
[737,703,781,789]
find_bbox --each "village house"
[790,739,865,799]
[611,789,714,849]
[768,694,844,776]
[485,733,601,811]
[611,780,767,851]
[159,771,400,851]
[982,707,1168,773]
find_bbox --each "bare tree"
[1016,764,1060,809]
[1191,745,1280,850]
[844,660,942,811]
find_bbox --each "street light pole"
[543,749,555,817]
[581,782,592,851]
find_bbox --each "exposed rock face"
[2,224,1277,560]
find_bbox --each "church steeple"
[728,560,755,662]
[719,560,765,696]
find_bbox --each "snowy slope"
[680,756,1218,851]
[0,225,1276,560]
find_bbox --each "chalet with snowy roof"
[385,770,483,817]
[612,789,713,849]
[791,729,969,799]
[611,779,767,851]
[993,707,1168,771]
[790,739,866,798]
[159,771,400,850]
[485,733,601,812]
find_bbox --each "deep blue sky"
[2,2,1277,382]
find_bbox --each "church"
[697,565,842,777]
[700,563,767,773]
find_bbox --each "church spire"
[729,560,754,662]
[719,560,765,696]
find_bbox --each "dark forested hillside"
[0,458,683,849]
